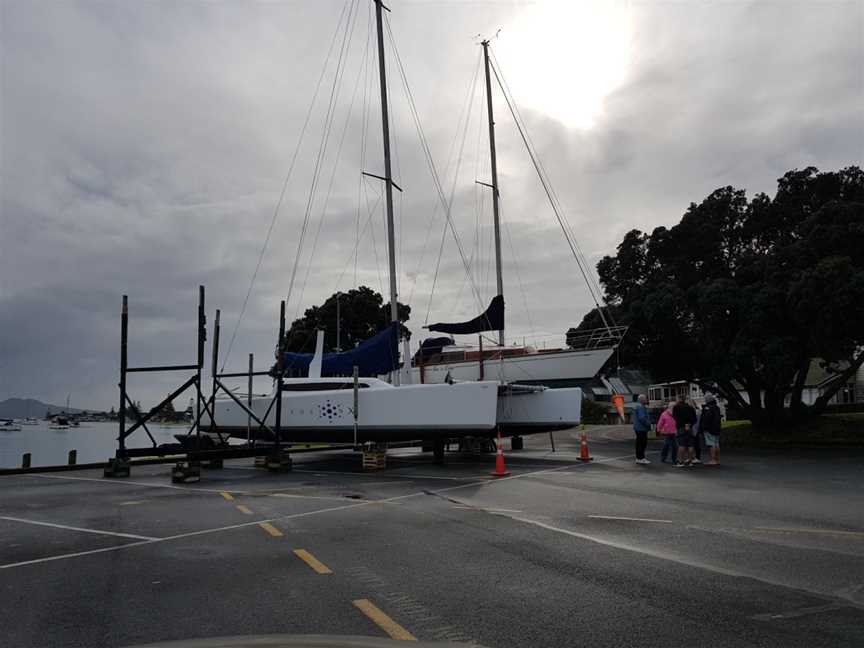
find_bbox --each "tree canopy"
[280,286,410,355]
[573,166,864,426]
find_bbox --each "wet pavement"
[1,426,863,647]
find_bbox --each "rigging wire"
[384,14,483,312]
[294,2,366,319]
[501,201,537,342]
[334,187,383,293]
[389,83,404,302]
[220,0,352,371]
[453,95,490,325]
[384,32,404,300]
[489,52,612,331]
[490,49,612,326]
[355,0,374,287]
[423,51,483,324]
[285,0,359,322]
[368,178,386,298]
[474,94,487,298]
[407,47,482,308]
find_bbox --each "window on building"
[838,383,856,405]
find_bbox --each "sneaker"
[691,459,702,465]
[636,458,651,465]
[673,462,685,468]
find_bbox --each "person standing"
[688,398,703,464]
[656,402,678,463]
[701,393,723,465]
[633,394,651,464]
[672,395,697,467]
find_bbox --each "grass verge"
[721,414,864,448]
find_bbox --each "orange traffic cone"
[491,432,510,477]
[578,431,593,462]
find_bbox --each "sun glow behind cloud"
[494,1,634,129]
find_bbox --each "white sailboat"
[205,332,498,443]
[203,2,501,446]
[410,40,623,395]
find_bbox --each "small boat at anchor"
[48,416,70,430]
[0,419,23,431]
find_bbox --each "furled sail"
[426,295,504,335]
[418,336,455,359]
[282,323,399,377]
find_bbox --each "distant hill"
[0,398,88,419]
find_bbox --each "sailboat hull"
[497,386,582,434]
[203,380,500,443]
[412,347,614,385]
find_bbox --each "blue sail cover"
[426,295,504,335]
[282,323,399,377]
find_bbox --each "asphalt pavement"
[1,426,862,647]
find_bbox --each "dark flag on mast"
[426,295,504,336]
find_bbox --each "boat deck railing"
[565,325,628,351]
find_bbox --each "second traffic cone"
[578,432,593,462]
[491,433,510,477]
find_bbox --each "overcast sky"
[1,0,862,411]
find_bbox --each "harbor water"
[0,421,184,469]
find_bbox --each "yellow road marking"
[220,491,234,501]
[259,522,283,537]
[353,599,416,641]
[236,505,253,515]
[293,549,333,574]
[588,515,674,524]
[753,527,864,538]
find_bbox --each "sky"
[1,0,862,411]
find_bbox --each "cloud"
[1,0,861,409]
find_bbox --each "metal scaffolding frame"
[105,286,294,479]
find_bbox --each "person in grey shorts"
[672,396,697,467]
[700,394,723,466]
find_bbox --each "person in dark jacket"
[688,398,703,464]
[632,394,652,464]
[700,393,723,465]
[672,396,697,467]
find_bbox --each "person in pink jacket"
[657,402,678,464]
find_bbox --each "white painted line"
[428,452,639,496]
[452,507,523,513]
[753,527,864,538]
[588,515,674,524]
[494,513,864,609]
[0,452,639,571]
[293,469,472,481]
[0,516,157,541]
[749,602,852,621]
[393,474,482,481]
[0,499,375,570]
[26,473,244,494]
[268,492,356,501]
[0,540,155,570]
[357,480,416,486]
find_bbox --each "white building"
[649,358,863,415]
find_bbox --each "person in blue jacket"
[633,394,652,464]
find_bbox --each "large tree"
[572,167,864,426]
[280,286,410,354]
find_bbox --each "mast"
[482,40,505,347]
[374,0,400,384]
